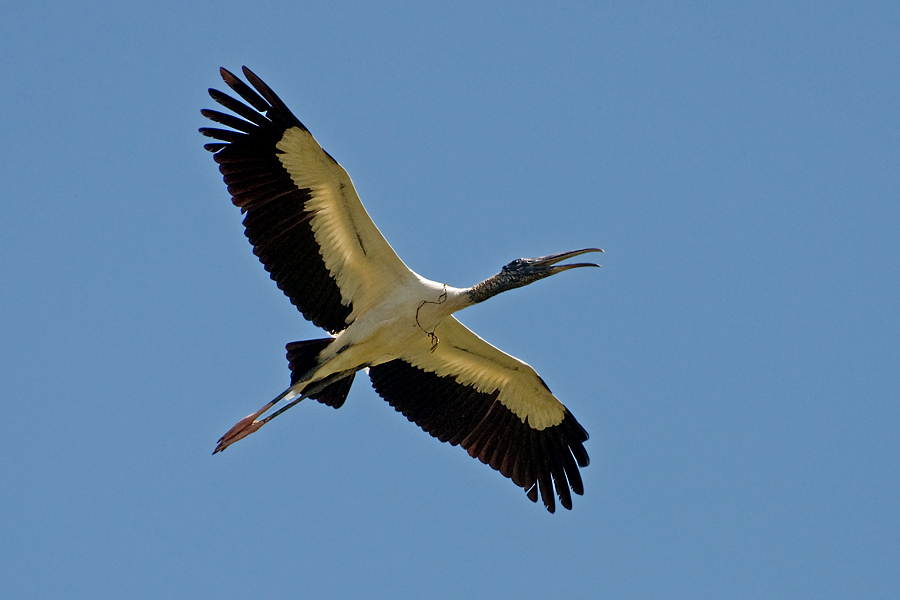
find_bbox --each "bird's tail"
[286,339,356,408]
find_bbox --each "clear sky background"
[2,1,898,598]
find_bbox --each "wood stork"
[200,67,602,513]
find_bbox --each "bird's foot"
[213,413,265,453]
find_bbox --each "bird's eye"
[502,259,523,272]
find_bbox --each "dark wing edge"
[200,66,351,333]
[368,359,589,513]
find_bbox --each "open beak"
[530,247,604,274]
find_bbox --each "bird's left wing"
[368,317,589,513]
[200,67,415,333]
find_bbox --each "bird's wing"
[368,316,589,513]
[200,67,415,333]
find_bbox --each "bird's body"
[201,67,601,512]
[289,279,466,398]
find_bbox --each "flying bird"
[200,67,602,512]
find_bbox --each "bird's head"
[468,248,603,304]
[499,248,604,286]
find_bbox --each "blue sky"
[2,1,898,598]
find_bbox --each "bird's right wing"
[368,317,589,513]
[200,67,415,333]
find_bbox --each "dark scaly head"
[468,248,603,304]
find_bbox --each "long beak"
[531,247,604,274]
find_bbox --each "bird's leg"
[213,413,265,453]
[213,369,358,454]
[213,386,300,454]
[255,369,358,427]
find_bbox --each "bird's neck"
[466,272,526,305]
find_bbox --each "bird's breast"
[330,281,467,363]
